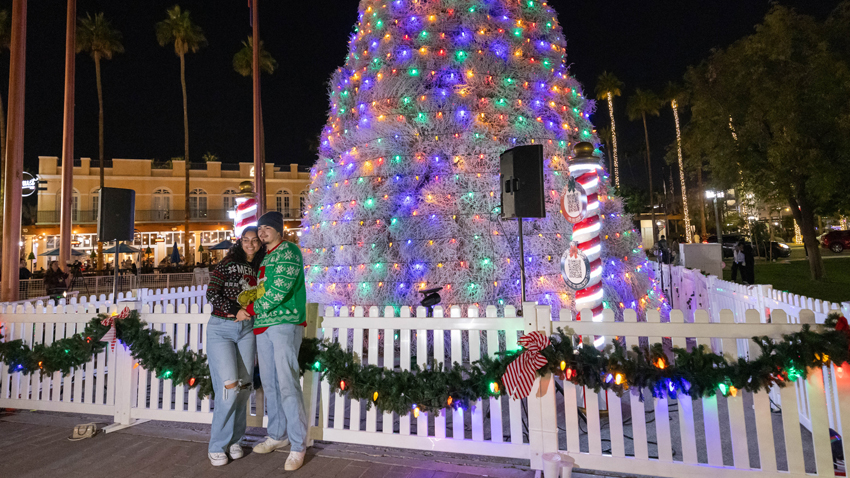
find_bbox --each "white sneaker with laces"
[208,452,228,466]
[284,451,306,471]
[229,443,244,460]
[252,437,290,454]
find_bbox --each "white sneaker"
[284,451,306,471]
[208,452,228,466]
[252,437,290,454]
[228,443,244,460]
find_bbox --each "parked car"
[821,229,850,253]
[757,240,791,259]
[707,234,749,258]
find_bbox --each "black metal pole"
[112,240,119,304]
[518,217,526,303]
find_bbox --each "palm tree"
[77,12,124,270]
[0,10,11,267]
[598,126,613,176]
[663,82,691,243]
[627,89,662,242]
[156,5,206,264]
[233,36,277,165]
[594,72,623,188]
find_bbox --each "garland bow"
[502,331,551,399]
[98,306,129,352]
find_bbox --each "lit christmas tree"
[302,0,668,319]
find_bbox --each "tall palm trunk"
[671,100,691,243]
[0,91,5,268]
[641,112,655,242]
[180,49,191,265]
[607,92,620,188]
[697,164,707,240]
[95,52,105,270]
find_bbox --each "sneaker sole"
[208,455,228,467]
[252,439,290,454]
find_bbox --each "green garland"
[2,310,849,417]
[0,310,214,398]
[301,313,850,415]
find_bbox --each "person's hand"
[235,309,252,322]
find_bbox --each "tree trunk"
[642,112,655,242]
[697,162,707,240]
[0,90,6,268]
[607,92,619,188]
[95,52,105,270]
[788,191,825,280]
[180,49,191,265]
[672,101,691,243]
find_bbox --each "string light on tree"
[671,99,691,243]
[301,0,668,319]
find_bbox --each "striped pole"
[569,143,604,324]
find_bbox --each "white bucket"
[542,452,575,477]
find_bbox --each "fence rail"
[17,272,205,302]
[1,298,848,477]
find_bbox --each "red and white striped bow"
[502,331,551,399]
[99,307,130,352]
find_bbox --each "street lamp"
[705,190,725,241]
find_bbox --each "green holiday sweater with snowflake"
[246,240,306,328]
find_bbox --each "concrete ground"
[0,409,635,478]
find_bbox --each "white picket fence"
[1,297,849,477]
[16,272,205,302]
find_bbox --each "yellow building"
[24,156,311,270]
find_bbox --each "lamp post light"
[706,190,725,241]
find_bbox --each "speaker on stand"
[98,187,136,303]
[499,144,546,303]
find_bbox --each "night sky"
[10,0,842,193]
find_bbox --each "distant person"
[130,261,138,275]
[731,240,746,282]
[670,240,680,266]
[44,261,70,296]
[743,241,755,284]
[19,259,32,280]
[655,235,671,264]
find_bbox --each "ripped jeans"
[206,317,255,454]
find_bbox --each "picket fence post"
[522,302,557,470]
[755,284,772,323]
[104,301,141,433]
[303,303,323,445]
[706,275,720,322]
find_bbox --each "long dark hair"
[225,226,265,270]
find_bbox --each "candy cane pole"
[569,142,604,327]
[234,180,259,237]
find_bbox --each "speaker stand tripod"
[517,217,527,303]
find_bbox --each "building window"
[91,190,99,221]
[276,190,291,217]
[223,189,238,211]
[190,188,208,218]
[152,188,171,220]
[55,190,81,222]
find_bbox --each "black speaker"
[500,145,545,219]
[98,187,135,242]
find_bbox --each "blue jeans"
[206,317,255,454]
[256,323,308,452]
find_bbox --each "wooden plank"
[32,322,44,401]
[416,312,428,437]
[602,309,624,458]
[174,311,188,412]
[695,309,723,466]
[559,309,581,453]
[399,307,412,436]
[800,308,837,477]
[646,309,672,463]
[623,308,648,460]
[350,307,364,432]
[468,306,484,442]
[366,323,379,433]
[486,305,503,443]
[669,309,698,464]
[333,325,348,430]
[382,306,395,435]
[745,309,777,473]
[433,306,447,440]
[187,322,199,413]
[451,307,464,440]
[772,310,806,475]
[580,309,602,456]
[718,310,749,469]
[161,318,175,411]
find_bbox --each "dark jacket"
[44,269,69,294]
[206,255,258,320]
